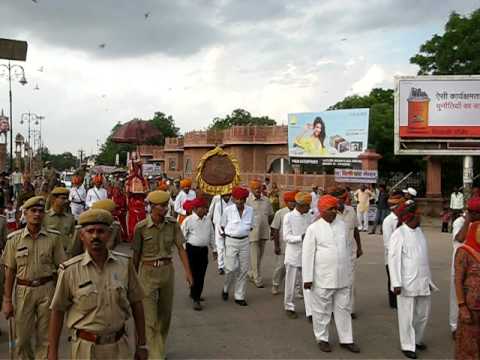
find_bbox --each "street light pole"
[21,112,44,174]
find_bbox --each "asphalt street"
[0,222,456,359]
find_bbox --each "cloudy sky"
[0,0,477,155]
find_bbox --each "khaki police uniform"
[133,215,184,359]
[1,226,65,359]
[50,250,144,359]
[43,208,76,252]
[0,215,7,306]
[69,221,123,258]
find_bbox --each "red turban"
[180,179,192,189]
[93,174,103,186]
[250,179,262,190]
[232,186,249,200]
[157,180,169,191]
[397,202,418,223]
[283,191,297,203]
[183,200,194,213]
[467,197,480,213]
[317,195,338,212]
[191,197,207,209]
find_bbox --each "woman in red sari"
[454,220,480,359]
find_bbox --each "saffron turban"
[72,175,82,186]
[93,174,103,186]
[250,179,262,190]
[295,192,312,205]
[232,186,249,200]
[388,192,405,207]
[191,197,208,209]
[317,195,338,212]
[183,200,194,213]
[180,179,192,189]
[328,186,348,200]
[397,202,418,223]
[467,197,480,213]
[283,191,297,203]
[157,180,169,191]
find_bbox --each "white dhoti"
[215,229,225,270]
[449,244,460,333]
[311,287,353,343]
[396,295,431,352]
[350,257,356,314]
[284,264,312,317]
[223,237,250,300]
[272,251,286,287]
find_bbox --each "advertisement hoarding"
[288,109,369,166]
[395,75,480,155]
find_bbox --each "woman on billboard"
[294,116,329,156]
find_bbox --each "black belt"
[75,327,125,345]
[226,234,249,240]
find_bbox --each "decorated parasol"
[195,147,241,196]
[111,119,162,144]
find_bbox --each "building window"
[169,159,176,171]
[185,158,192,174]
[268,158,294,174]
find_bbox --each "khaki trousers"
[14,283,55,360]
[71,335,130,359]
[248,239,267,286]
[139,263,175,360]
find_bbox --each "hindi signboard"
[288,109,369,166]
[395,75,480,155]
[142,164,162,176]
[334,168,378,184]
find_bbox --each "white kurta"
[271,207,291,287]
[209,196,233,270]
[382,212,398,265]
[69,185,86,219]
[283,209,313,315]
[302,217,353,344]
[449,215,465,332]
[174,189,196,216]
[388,224,436,352]
[85,187,107,209]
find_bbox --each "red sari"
[111,186,128,241]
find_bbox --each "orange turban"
[283,191,297,203]
[72,175,82,186]
[232,186,249,200]
[328,186,348,200]
[180,179,192,189]
[295,192,312,205]
[157,180,169,191]
[250,179,262,190]
[93,174,103,186]
[317,195,338,212]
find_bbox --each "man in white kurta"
[270,191,297,295]
[332,187,363,317]
[246,180,274,288]
[209,193,233,275]
[303,195,359,353]
[382,191,405,309]
[174,179,196,224]
[448,198,480,337]
[221,187,255,306]
[388,203,436,358]
[85,176,107,209]
[69,183,86,220]
[283,192,313,319]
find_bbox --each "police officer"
[133,190,193,359]
[0,211,7,331]
[1,196,65,359]
[69,199,123,257]
[43,187,76,253]
[48,209,148,360]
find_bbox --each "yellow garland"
[195,147,241,196]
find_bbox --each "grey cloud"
[0,0,222,58]
[219,0,290,22]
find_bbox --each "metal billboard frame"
[394,75,480,156]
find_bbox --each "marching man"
[388,202,437,359]
[283,192,313,319]
[302,195,360,354]
[209,192,233,275]
[174,178,196,224]
[85,174,107,209]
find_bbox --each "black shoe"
[416,343,427,351]
[218,268,225,275]
[285,310,298,319]
[452,331,456,341]
[307,315,312,323]
[402,350,417,359]
[193,301,203,311]
[235,299,248,306]
[318,341,331,353]
[222,291,228,301]
[368,231,375,235]
[341,343,360,353]
[351,312,357,319]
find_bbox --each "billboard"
[395,75,480,155]
[288,109,369,166]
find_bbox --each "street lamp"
[0,61,27,171]
[21,112,44,174]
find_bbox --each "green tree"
[209,108,277,130]
[38,147,78,170]
[149,112,180,145]
[329,88,422,172]
[410,10,480,75]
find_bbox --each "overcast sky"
[0,0,477,155]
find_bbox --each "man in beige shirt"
[354,185,372,231]
[247,179,274,288]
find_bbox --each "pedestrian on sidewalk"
[370,184,389,235]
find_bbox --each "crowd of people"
[0,163,478,359]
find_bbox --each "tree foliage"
[39,147,78,170]
[329,88,422,172]
[208,108,277,130]
[410,10,480,75]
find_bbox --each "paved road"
[0,225,455,359]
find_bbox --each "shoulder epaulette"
[7,229,22,239]
[47,229,61,235]
[166,216,177,223]
[112,250,131,258]
[59,254,83,270]
[74,224,82,230]
[136,219,148,228]
[112,220,121,226]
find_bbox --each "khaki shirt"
[1,227,65,280]
[0,215,7,251]
[246,194,274,242]
[43,208,75,250]
[70,222,123,258]
[50,250,144,333]
[133,216,184,261]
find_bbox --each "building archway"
[268,158,294,174]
